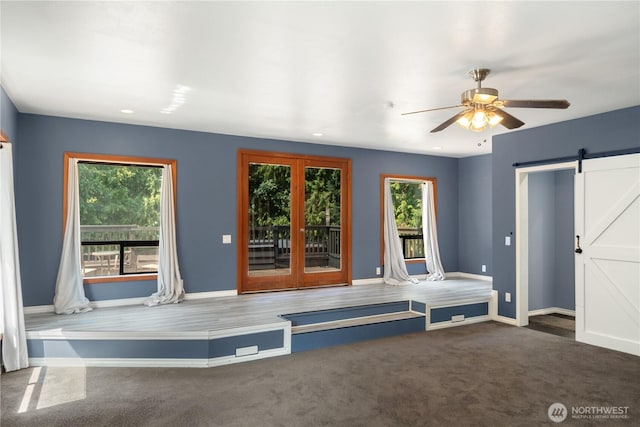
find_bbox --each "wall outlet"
[222,234,232,244]
[505,292,511,303]
[481,264,487,273]
[376,266,381,276]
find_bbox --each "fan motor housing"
[461,87,499,105]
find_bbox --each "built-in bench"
[282,301,426,352]
[281,294,495,352]
[24,280,496,367]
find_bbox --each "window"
[64,153,176,284]
[380,174,437,262]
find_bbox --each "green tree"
[390,182,422,229]
[305,167,341,226]
[78,163,161,227]
[248,163,291,227]
[248,164,342,227]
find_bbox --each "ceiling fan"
[402,68,570,133]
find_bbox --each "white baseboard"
[24,289,239,315]
[184,290,237,300]
[352,278,384,286]
[445,272,493,282]
[352,272,492,286]
[24,305,55,314]
[493,315,518,326]
[528,307,575,317]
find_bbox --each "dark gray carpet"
[2,322,638,426]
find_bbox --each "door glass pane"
[304,167,341,272]
[248,163,291,276]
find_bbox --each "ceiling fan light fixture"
[456,110,474,130]
[456,107,503,132]
[410,68,568,133]
[462,87,499,105]
[487,111,503,127]
[470,110,488,131]
[457,108,488,132]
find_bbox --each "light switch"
[505,236,511,246]
[222,234,232,244]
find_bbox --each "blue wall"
[529,170,575,310]
[458,154,492,276]
[15,113,460,306]
[492,106,640,318]
[527,172,556,310]
[528,169,575,312]
[1,86,18,143]
[553,169,575,310]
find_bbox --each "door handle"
[575,235,583,254]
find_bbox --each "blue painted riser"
[430,302,489,324]
[283,301,411,326]
[291,317,425,353]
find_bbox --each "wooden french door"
[575,153,640,355]
[237,150,351,293]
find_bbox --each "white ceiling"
[1,1,639,158]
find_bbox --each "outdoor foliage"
[304,167,341,226]
[248,163,291,226]
[248,164,341,227]
[78,163,162,227]
[390,181,422,229]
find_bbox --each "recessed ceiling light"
[432,146,442,150]
[312,132,324,137]
[120,109,134,114]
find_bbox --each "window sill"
[84,274,157,285]
[405,258,425,264]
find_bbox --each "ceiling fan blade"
[500,99,570,109]
[402,105,463,116]
[492,108,525,130]
[430,110,470,133]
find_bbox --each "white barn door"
[575,153,640,355]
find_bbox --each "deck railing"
[249,225,341,270]
[397,227,424,259]
[80,225,159,277]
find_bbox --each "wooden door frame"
[237,149,352,293]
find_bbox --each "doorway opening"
[515,161,577,328]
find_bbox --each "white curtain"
[422,181,445,280]
[0,143,29,371]
[383,178,418,285]
[53,159,92,314]
[144,165,184,306]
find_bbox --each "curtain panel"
[421,181,445,280]
[144,164,184,306]
[53,158,93,314]
[0,143,29,371]
[383,178,418,285]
